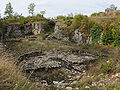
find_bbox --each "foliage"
[110,4,117,10]
[102,28,120,46]
[28,3,36,16]
[4,2,14,18]
[117,15,120,24]
[90,24,102,43]
[101,60,115,73]
[71,14,88,29]
[112,30,120,46]
[91,12,101,17]
[57,16,65,20]
[102,29,114,45]
[57,15,73,24]
[40,10,46,17]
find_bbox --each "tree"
[4,2,14,18]
[40,10,46,17]
[28,3,35,16]
[110,4,117,10]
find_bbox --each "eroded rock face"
[6,24,32,37]
[18,50,98,85]
[6,25,23,37]
[54,26,62,39]
[54,20,92,45]
[5,21,55,37]
[73,29,92,45]
[54,20,68,39]
[18,50,96,72]
[32,23,44,35]
[6,23,44,37]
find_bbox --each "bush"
[102,29,114,45]
[102,28,120,46]
[90,24,102,43]
[113,30,120,46]
[57,16,66,20]
[71,14,88,29]
[101,60,114,73]
[91,12,101,17]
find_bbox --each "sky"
[0,0,120,18]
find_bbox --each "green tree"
[110,4,117,10]
[40,10,46,17]
[28,3,35,16]
[4,2,14,18]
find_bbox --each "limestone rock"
[18,50,96,72]
[32,23,44,35]
[54,26,62,39]
[73,29,92,45]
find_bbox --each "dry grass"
[0,56,37,90]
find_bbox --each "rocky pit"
[18,50,98,86]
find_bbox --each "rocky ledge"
[18,50,97,72]
[18,50,98,86]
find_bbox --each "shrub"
[91,12,101,17]
[57,16,66,20]
[71,14,88,29]
[90,24,102,43]
[102,29,114,45]
[102,28,120,46]
[113,30,120,46]
[101,60,114,73]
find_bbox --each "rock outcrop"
[6,24,33,37]
[73,29,92,44]
[18,50,98,85]
[32,23,44,35]
[18,50,96,72]
[54,20,92,45]
[5,21,55,37]
[54,20,68,39]
[54,26,62,39]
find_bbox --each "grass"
[4,38,77,56]
[4,36,112,57]
[0,56,37,90]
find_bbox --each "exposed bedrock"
[18,50,97,72]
